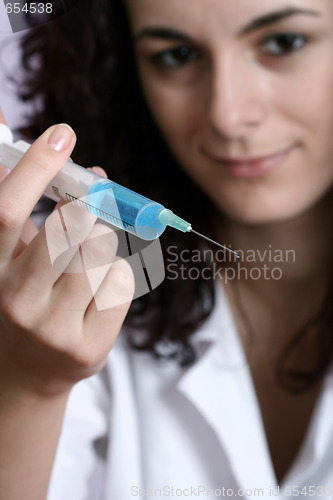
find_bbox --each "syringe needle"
[189,229,240,259]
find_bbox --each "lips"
[205,146,295,179]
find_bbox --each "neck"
[215,190,333,323]
[217,189,333,285]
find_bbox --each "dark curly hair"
[13,0,333,392]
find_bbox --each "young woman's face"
[125,0,333,224]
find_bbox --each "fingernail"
[48,124,74,152]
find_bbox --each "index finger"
[0,123,76,264]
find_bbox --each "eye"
[150,46,201,69]
[260,33,308,57]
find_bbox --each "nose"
[208,53,267,139]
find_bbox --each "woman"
[0,0,332,498]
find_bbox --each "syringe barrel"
[43,159,99,201]
[0,139,167,240]
[87,180,167,240]
[45,162,167,239]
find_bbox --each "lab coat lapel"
[105,335,143,498]
[177,284,278,494]
[282,366,333,486]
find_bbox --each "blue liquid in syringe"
[87,179,168,240]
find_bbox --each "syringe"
[0,124,239,257]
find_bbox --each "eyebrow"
[239,7,320,35]
[133,28,191,43]
[133,7,320,43]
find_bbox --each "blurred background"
[0,1,29,132]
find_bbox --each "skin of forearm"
[0,381,70,500]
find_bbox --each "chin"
[217,201,311,227]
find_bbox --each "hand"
[0,114,134,397]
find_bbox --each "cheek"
[302,85,333,134]
[297,71,333,175]
[138,71,204,144]
[282,53,333,140]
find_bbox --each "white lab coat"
[47,284,333,500]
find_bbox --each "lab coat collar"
[177,284,333,492]
[177,283,278,494]
[188,283,242,356]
